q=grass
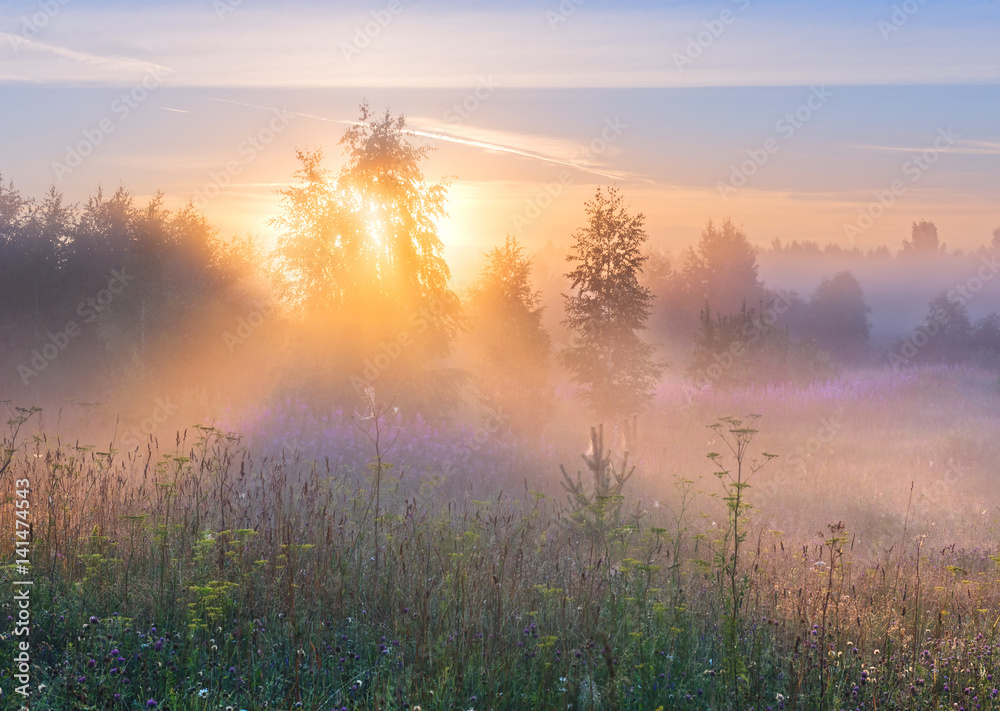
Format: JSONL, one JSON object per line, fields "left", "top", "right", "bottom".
{"left": 1, "top": 367, "right": 1000, "bottom": 710}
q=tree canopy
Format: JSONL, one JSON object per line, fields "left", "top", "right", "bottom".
{"left": 270, "top": 104, "right": 461, "bottom": 408}
{"left": 562, "top": 187, "right": 663, "bottom": 420}
{"left": 465, "top": 235, "right": 552, "bottom": 432}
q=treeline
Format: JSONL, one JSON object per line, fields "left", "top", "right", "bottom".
{"left": 644, "top": 217, "right": 1000, "bottom": 390}
{"left": 0, "top": 179, "right": 267, "bottom": 400}
{"left": 2, "top": 106, "right": 998, "bottom": 426}
{"left": 767, "top": 219, "right": 1000, "bottom": 259}
{"left": 0, "top": 108, "right": 662, "bottom": 428}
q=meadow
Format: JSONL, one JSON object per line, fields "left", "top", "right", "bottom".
{"left": 2, "top": 364, "right": 1000, "bottom": 710}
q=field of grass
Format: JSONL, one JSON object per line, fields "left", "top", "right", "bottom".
{"left": 2, "top": 365, "right": 1000, "bottom": 710}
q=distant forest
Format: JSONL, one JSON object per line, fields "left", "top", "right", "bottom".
{"left": 3, "top": 130, "right": 1000, "bottom": 423}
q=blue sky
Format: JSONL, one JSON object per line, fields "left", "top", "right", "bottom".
{"left": 1, "top": 0, "right": 997, "bottom": 279}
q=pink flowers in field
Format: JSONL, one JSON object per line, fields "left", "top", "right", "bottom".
{"left": 219, "top": 398, "right": 546, "bottom": 491}
{"left": 661, "top": 364, "right": 984, "bottom": 409}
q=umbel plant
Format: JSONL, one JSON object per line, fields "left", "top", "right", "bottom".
{"left": 706, "top": 414, "right": 775, "bottom": 711}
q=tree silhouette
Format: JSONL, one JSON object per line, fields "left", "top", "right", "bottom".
{"left": 661, "top": 218, "right": 764, "bottom": 340}
{"left": 917, "top": 292, "right": 973, "bottom": 363}
{"left": 0, "top": 177, "right": 254, "bottom": 398}
{"left": 0, "top": 182, "right": 70, "bottom": 328}
{"left": 271, "top": 103, "right": 461, "bottom": 409}
{"left": 562, "top": 187, "right": 663, "bottom": 420}
{"left": 273, "top": 104, "right": 455, "bottom": 316}
{"left": 465, "top": 235, "right": 552, "bottom": 433}
{"left": 806, "top": 270, "right": 871, "bottom": 360}
{"left": 902, "top": 220, "right": 943, "bottom": 255}
{"left": 681, "top": 218, "right": 763, "bottom": 316}
{"left": 972, "top": 313, "right": 1000, "bottom": 355}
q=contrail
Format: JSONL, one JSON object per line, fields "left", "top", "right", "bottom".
{"left": 207, "top": 97, "right": 650, "bottom": 183}
{"left": 0, "top": 33, "right": 171, "bottom": 75}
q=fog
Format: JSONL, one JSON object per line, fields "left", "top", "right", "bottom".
{"left": 3, "top": 104, "right": 1000, "bottom": 711}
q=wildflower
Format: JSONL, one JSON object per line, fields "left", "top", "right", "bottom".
{"left": 198, "top": 689, "right": 209, "bottom": 698}
{"left": 146, "top": 700, "right": 158, "bottom": 708}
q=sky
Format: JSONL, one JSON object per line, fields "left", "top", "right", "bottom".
{"left": 1, "top": 0, "right": 998, "bottom": 283}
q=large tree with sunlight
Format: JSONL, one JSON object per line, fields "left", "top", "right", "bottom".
{"left": 562, "top": 187, "right": 663, "bottom": 421}
{"left": 271, "top": 103, "right": 461, "bottom": 408}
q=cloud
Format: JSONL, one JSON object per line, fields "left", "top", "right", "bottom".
{"left": 405, "top": 118, "right": 649, "bottom": 182}
{"left": 0, "top": 32, "right": 171, "bottom": 79}
{"left": 849, "top": 140, "right": 1000, "bottom": 156}
{"left": 1, "top": 3, "right": 996, "bottom": 87}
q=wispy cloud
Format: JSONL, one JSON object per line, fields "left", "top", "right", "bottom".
{"left": 0, "top": 33, "right": 170, "bottom": 75}
{"left": 406, "top": 118, "right": 648, "bottom": 183}
{"left": 2, "top": 3, "right": 996, "bottom": 88}
{"left": 850, "top": 139, "right": 1000, "bottom": 155}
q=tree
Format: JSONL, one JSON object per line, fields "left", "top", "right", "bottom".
{"left": 681, "top": 218, "right": 764, "bottom": 316}
{"left": 661, "top": 218, "right": 764, "bottom": 340}
{"left": 562, "top": 187, "right": 663, "bottom": 420}
{"left": 911, "top": 292, "right": 973, "bottom": 363}
{"left": 95, "top": 194, "right": 222, "bottom": 375}
{"left": 992, "top": 226, "right": 1000, "bottom": 253}
{"left": 972, "top": 313, "right": 1000, "bottom": 355}
{"left": 901, "top": 220, "right": 943, "bottom": 255}
{"left": 806, "top": 270, "right": 871, "bottom": 360}
{"left": 0, "top": 181, "right": 71, "bottom": 324}
{"left": 271, "top": 104, "right": 461, "bottom": 408}
{"left": 0, "top": 177, "right": 256, "bottom": 399}
{"left": 465, "top": 235, "right": 552, "bottom": 433}
{"left": 688, "top": 300, "right": 832, "bottom": 390}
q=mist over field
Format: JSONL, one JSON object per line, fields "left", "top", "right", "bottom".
{"left": 2, "top": 1, "right": 1000, "bottom": 709}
